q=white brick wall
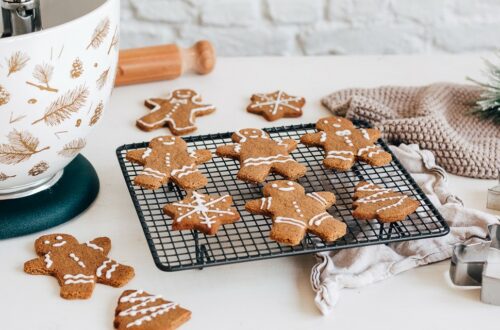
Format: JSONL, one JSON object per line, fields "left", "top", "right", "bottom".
{"left": 120, "top": 0, "right": 500, "bottom": 56}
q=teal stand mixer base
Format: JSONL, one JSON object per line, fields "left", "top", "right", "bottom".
{"left": 0, "top": 155, "right": 99, "bottom": 239}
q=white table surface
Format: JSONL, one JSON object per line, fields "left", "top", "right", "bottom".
{"left": 1, "top": 55, "right": 499, "bottom": 330}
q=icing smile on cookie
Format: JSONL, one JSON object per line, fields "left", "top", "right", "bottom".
{"left": 44, "top": 235, "right": 67, "bottom": 247}
{"left": 272, "top": 181, "right": 296, "bottom": 192}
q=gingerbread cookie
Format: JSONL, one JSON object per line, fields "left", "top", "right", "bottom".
{"left": 353, "top": 182, "right": 420, "bottom": 223}
{"left": 247, "top": 90, "right": 305, "bottom": 121}
{"left": 137, "top": 89, "right": 216, "bottom": 135}
{"left": 300, "top": 116, "right": 392, "bottom": 171}
{"left": 126, "top": 135, "right": 212, "bottom": 190}
{"left": 216, "top": 128, "right": 307, "bottom": 183}
{"left": 114, "top": 290, "right": 191, "bottom": 330}
{"left": 164, "top": 191, "right": 240, "bottom": 235}
{"left": 245, "top": 180, "right": 346, "bottom": 246}
{"left": 24, "top": 234, "right": 135, "bottom": 300}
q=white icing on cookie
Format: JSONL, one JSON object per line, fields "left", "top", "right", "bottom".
{"left": 63, "top": 274, "right": 94, "bottom": 285}
{"left": 119, "top": 290, "right": 178, "bottom": 328}
{"left": 172, "top": 192, "right": 235, "bottom": 228}
{"left": 308, "top": 212, "right": 332, "bottom": 227}
{"left": 275, "top": 217, "right": 306, "bottom": 229}
{"left": 84, "top": 241, "right": 104, "bottom": 252}
{"left": 44, "top": 253, "right": 53, "bottom": 269}
{"left": 69, "top": 253, "right": 86, "bottom": 268}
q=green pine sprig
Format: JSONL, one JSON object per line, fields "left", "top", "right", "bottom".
{"left": 468, "top": 55, "right": 500, "bottom": 125}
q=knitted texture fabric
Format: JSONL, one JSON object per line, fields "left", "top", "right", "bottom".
{"left": 322, "top": 83, "right": 499, "bottom": 179}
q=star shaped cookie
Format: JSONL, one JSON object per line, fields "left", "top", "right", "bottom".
{"left": 137, "top": 89, "right": 216, "bottom": 135}
{"left": 164, "top": 192, "right": 240, "bottom": 235}
{"left": 247, "top": 90, "right": 305, "bottom": 121}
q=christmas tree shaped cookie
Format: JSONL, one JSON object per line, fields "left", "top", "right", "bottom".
{"left": 353, "top": 182, "right": 420, "bottom": 223}
{"left": 245, "top": 180, "right": 346, "bottom": 246}
{"left": 301, "top": 116, "right": 392, "bottom": 171}
{"left": 114, "top": 290, "right": 191, "bottom": 330}
{"left": 216, "top": 128, "right": 307, "bottom": 183}
{"left": 24, "top": 234, "right": 135, "bottom": 300}
{"left": 164, "top": 191, "right": 240, "bottom": 235}
{"left": 137, "top": 89, "right": 215, "bottom": 135}
{"left": 126, "top": 135, "right": 212, "bottom": 190}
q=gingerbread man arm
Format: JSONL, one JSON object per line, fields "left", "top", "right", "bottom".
{"left": 24, "top": 257, "right": 51, "bottom": 275}
{"left": 85, "top": 237, "right": 111, "bottom": 256}
{"left": 216, "top": 144, "right": 241, "bottom": 159}
{"left": 245, "top": 197, "right": 273, "bottom": 215}
{"left": 95, "top": 258, "right": 135, "bottom": 287}
{"left": 306, "top": 191, "right": 336, "bottom": 209}
{"left": 300, "top": 132, "right": 326, "bottom": 146}
{"left": 359, "top": 128, "right": 381, "bottom": 144}
{"left": 190, "top": 149, "right": 212, "bottom": 164}
{"left": 276, "top": 138, "right": 298, "bottom": 152}
{"left": 126, "top": 148, "right": 147, "bottom": 165}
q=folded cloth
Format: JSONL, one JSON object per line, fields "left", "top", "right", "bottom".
{"left": 311, "top": 144, "right": 499, "bottom": 315}
{"left": 322, "top": 83, "right": 499, "bottom": 179}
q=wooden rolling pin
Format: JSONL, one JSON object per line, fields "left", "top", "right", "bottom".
{"left": 115, "top": 40, "right": 216, "bottom": 86}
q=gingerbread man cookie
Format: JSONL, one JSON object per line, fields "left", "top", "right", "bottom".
{"left": 114, "top": 290, "right": 191, "bottom": 330}
{"left": 216, "top": 128, "right": 307, "bottom": 183}
{"left": 126, "top": 135, "right": 212, "bottom": 190}
{"left": 24, "top": 234, "right": 135, "bottom": 300}
{"left": 300, "top": 116, "right": 392, "bottom": 171}
{"left": 137, "top": 89, "right": 216, "bottom": 135}
{"left": 247, "top": 90, "right": 305, "bottom": 121}
{"left": 353, "top": 182, "right": 420, "bottom": 223}
{"left": 245, "top": 180, "right": 347, "bottom": 246}
{"left": 164, "top": 191, "right": 240, "bottom": 235}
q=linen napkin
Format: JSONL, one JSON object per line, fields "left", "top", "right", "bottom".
{"left": 311, "top": 143, "right": 499, "bottom": 315}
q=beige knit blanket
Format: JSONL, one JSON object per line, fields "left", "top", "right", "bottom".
{"left": 322, "top": 83, "right": 499, "bottom": 179}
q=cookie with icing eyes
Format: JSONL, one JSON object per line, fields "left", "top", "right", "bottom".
{"left": 24, "top": 234, "right": 135, "bottom": 299}
{"left": 245, "top": 180, "right": 347, "bottom": 246}
{"left": 114, "top": 289, "right": 191, "bottom": 330}
{"left": 353, "top": 182, "right": 420, "bottom": 223}
{"left": 126, "top": 135, "right": 212, "bottom": 190}
{"left": 137, "top": 89, "right": 216, "bottom": 135}
{"left": 247, "top": 90, "right": 306, "bottom": 121}
{"left": 300, "top": 116, "right": 392, "bottom": 171}
{"left": 216, "top": 128, "right": 307, "bottom": 183}
{"left": 164, "top": 191, "right": 240, "bottom": 235}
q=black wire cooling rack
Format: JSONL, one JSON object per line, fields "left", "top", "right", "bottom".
{"left": 116, "top": 123, "right": 449, "bottom": 272}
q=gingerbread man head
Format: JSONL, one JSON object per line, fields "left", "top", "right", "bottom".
{"left": 316, "top": 116, "right": 354, "bottom": 134}
{"left": 34, "top": 234, "right": 79, "bottom": 255}
{"left": 263, "top": 180, "right": 305, "bottom": 198}
{"left": 232, "top": 128, "right": 269, "bottom": 143}
{"left": 149, "top": 135, "right": 185, "bottom": 148}
{"left": 170, "top": 89, "right": 198, "bottom": 101}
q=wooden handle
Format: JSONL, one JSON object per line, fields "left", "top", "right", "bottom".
{"left": 115, "top": 40, "right": 216, "bottom": 86}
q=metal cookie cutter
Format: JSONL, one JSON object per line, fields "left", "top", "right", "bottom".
{"left": 450, "top": 224, "right": 500, "bottom": 305}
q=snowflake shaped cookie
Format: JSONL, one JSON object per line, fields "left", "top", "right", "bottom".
{"left": 245, "top": 180, "right": 347, "bottom": 246}
{"left": 353, "top": 182, "right": 420, "bottom": 223}
{"left": 137, "top": 89, "right": 216, "bottom": 135}
{"left": 164, "top": 191, "right": 240, "bottom": 235}
{"left": 247, "top": 90, "right": 305, "bottom": 121}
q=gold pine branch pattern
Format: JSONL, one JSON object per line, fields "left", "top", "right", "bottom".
{"left": 89, "top": 101, "right": 104, "bottom": 126}
{"left": 0, "top": 130, "right": 50, "bottom": 165}
{"left": 58, "top": 138, "right": 86, "bottom": 157}
{"left": 0, "top": 172, "right": 16, "bottom": 181}
{"left": 96, "top": 67, "right": 110, "bottom": 90}
{"left": 32, "top": 85, "right": 89, "bottom": 126}
{"left": 71, "top": 58, "right": 84, "bottom": 78}
{"left": 6, "top": 51, "right": 30, "bottom": 77}
{"left": 0, "top": 85, "right": 10, "bottom": 106}
{"left": 108, "top": 26, "right": 119, "bottom": 54}
{"left": 87, "top": 18, "right": 110, "bottom": 50}
{"left": 26, "top": 63, "right": 59, "bottom": 93}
